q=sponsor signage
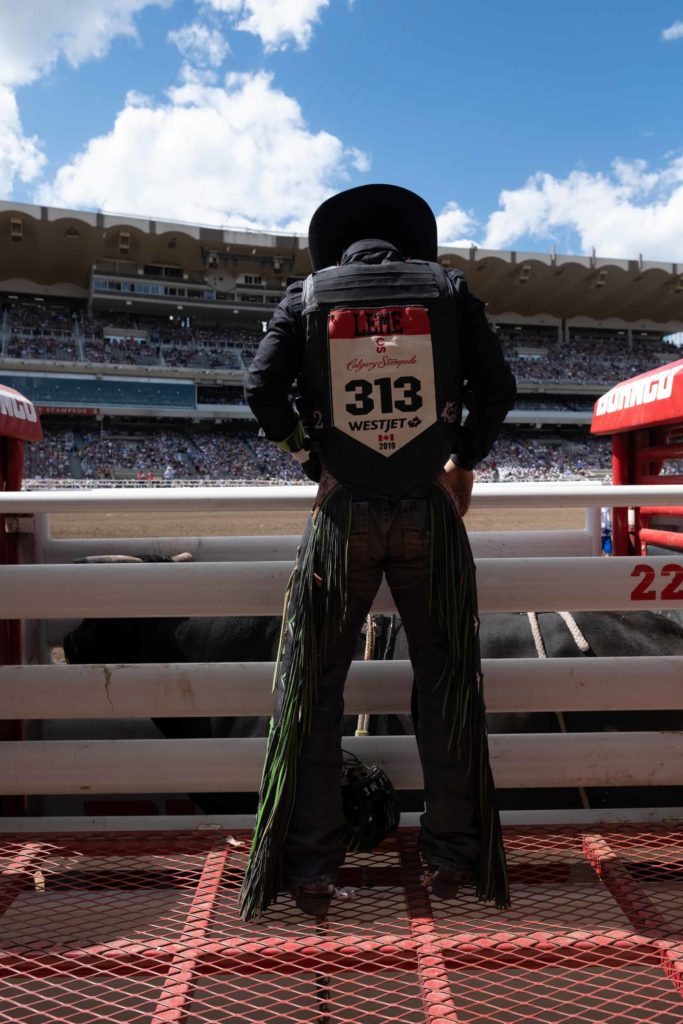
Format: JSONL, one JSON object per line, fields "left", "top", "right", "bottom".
{"left": 591, "top": 359, "right": 683, "bottom": 435}
{"left": 328, "top": 305, "right": 436, "bottom": 456}
{"left": 35, "top": 406, "right": 99, "bottom": 416}
{"left": 0, "top": 385, "right": 43, "bottom": 441}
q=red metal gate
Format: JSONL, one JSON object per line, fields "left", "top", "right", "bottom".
{"left": 0, "top": 385, "right": 42, "bottom": 816}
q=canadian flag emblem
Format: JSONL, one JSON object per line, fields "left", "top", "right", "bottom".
{"left": 378, "top": 433, "right": 394, "bottom": 442}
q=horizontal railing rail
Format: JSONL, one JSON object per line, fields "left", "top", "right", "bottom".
{"left": 39, "top": 529, "right": 597, "bottom": 562}
{"left": 2, "top": 555, "right": 683, "bottom": 617}
{"left": 2, "top": 657, "right": 681, "bottom": 717}
{"left": 2, "top": 481, "right": 683, "bottom": 513}
{"left": 1, "top": 733, "right": 681, "bottom": 795}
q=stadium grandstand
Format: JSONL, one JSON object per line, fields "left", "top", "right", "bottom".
{"left": 1, "top": 199, "right": 682, "bottom": 487}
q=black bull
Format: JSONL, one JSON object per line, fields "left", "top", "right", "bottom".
{"left": 63, "top": 602, "right": 683, "bottom": 815}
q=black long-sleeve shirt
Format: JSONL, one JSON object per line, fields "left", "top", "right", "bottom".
{"left": 244, "top": 243, "right": 516, "bottom": 471}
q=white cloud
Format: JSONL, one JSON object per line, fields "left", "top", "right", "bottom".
{"left": 176, "top": 62, "right": 221, "bottom": 86}
{"left": 204, "top": 0, "right": 330, "bottom": 51}
{"left": 0, "top": 86, "right": 45, "bottom": 195}
{"left": 481, "top": 157, "right": 683, "bottom": 260}
{"left": 0, "top": 1, "right": 170, "bottom": 199}
{"left": 0, "top": 0, "right": 170, "bottom": 88}
{"left": 662, "top": 20, "right": 683, "bottom": 41}
{"left": 125, "top": 90, "right": 154, "bottom": 108}
{"left": 34, "top": 71, "right": 368, "bottom": 232}
{"left": 168, "top": 22, "right": 230, "bottom": 67}
{"left": 348, "top": 148, "right": 370, "bottom": 173}
{"left": 436, "top": 201, "right": 477, "bottom": 248}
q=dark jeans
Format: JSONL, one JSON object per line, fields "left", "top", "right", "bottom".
{"left": 283, "top": 481, "right": 481, "bottom": 885}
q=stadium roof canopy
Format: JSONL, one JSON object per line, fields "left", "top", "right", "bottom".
{"left": 440, "top": 247, "right": 683, "bottom": 327}
{"left": 2, "top": 200, "right": 683, "bottom": 328}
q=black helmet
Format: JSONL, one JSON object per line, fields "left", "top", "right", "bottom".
{"left": 341, "top": 751, "right": 401, "bottom": 852}
{"left": 308, "top": 183, "right": 438, "bottom": 271}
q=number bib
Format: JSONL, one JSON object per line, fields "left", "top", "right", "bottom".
{"left": 328, "top": 306, "right": 437, "bottom": 456}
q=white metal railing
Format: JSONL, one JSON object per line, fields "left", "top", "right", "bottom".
{"left": 3, "top": 555, "right": 683, "bottom": 619}
{"left": 2, "top": 733, "right": 682, "bottom": 796}
{"left": 2, "top": 480, "right": 683, "bottom": 512}
{"left": 0, "top": 481, "right": 682, "bottom": 829}
{"left": 2, "top": 657, "right": 680, "bottom": 718}
{"left": 39, "top": 530, "right": 593, "bottom": 563}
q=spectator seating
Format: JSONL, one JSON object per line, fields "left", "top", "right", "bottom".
{"left": 6, "top": 303, "right": 78, "bottom": 361}
{"left": 20, "top": 422, "right": 613, "bottom": 485}
{"left": 4, "top": 306, "right": 678, "bottom": 390}
{"left": 23, "top": 426, "right": 76, "bottom": 480}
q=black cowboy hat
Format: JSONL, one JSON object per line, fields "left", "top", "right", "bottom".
{"left": 308, "top": 183, "right": 438, "bottom": 270}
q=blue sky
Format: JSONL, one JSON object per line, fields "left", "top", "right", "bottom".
{"left": 2, "top": 1, "right": 683, "bottom": 260}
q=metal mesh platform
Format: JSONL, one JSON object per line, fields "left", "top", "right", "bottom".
{"left": 1, "top": 825, "right": 682, "bottom": 1023}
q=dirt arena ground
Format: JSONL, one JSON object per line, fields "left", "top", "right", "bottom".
{"left": 50, "top": 505, "right": 584, "bottom": 540}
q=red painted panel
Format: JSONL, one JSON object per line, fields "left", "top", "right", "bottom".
{"left": 329, "top": 306, "right": 430, "bottom": 339}
{"left": 0, "top": 384, "right": 42, "bottom": 442}
{"left": 591, "top": 359, "right": 683, "bottom": 435}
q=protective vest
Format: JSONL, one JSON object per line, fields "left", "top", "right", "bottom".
{"left": 298, "top": 259, "right": 462, "bottom": 497}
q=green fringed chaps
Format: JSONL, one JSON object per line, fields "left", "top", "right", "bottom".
{"left": 238, "top": 486, "right": 352, "bottom": 922}
{"left": 238, "top": 479, "right": 509, "bottom": 920}
{"left": 427, "top": 481, "right": 510, "bottom": 909}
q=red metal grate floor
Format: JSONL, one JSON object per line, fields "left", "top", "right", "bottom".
{"left": 0, "top": 825, "right": 682, "bottom": 1023}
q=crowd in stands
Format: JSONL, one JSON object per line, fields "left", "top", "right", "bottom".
{"left": 184, "top": 326, "right": 259, "bottom": 348}
{"left": 3, "top": 305, "right": 262, "bottom": 372}
{"left": 247, "top": 433, "right": 304, "bottom": 481}
{"left": 6, "top": 303, "right": 77, "bottom": 360}
{"left": 83, "top": 338, "right": 160, "bottom": 366}
{"left": 190, "top": 430, "right": 302, "bottom": 481}
{"left": 38, "top": 424, "right": 304, "bottom": 482}
{"left": 23, "top": 426, "right": 76, "bottom": 479}
{"left": 5, "top": 304, "right": 75, "bottom": 336}
{"left": 79, "top": 317, "right": 261, "bottom": 370}
{"left": 5, "top": 306, "right": 680, "bottom": 391}
{"left": 79, "top": 336, "right": 247, "bottom": 370}
{"left": 8, "top": 336, "right": 77, "bottom": 361}
{"left": 190, "top": 431, "right": 257, "bottom": 479}
{"left": 20, "top": 422, "right": 616, "bottom": 485}
{"left": 502, "top": 331, "right": 679, "bottom": 385}
{"left": 476, "top": 429, "right": 610, "bottom": 482}
{"left": 160, "top": 344, "right": 243, "bottom": 370}
{"left": 18, "top": 420, "right": 673, "bottom": 484}
{"left": 79, "top": 430, "right": 189, "bottom": 480}
{"left": 495, "top": 326, "right": 558, "bottom": 347}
